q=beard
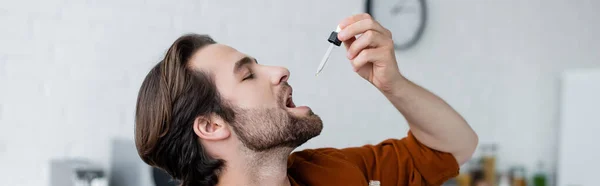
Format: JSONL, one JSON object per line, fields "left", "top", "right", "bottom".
{"left": 229, "top": 85, "right": 323, "bottom": 152}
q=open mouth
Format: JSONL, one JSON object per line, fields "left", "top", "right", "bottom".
{"left": 285, "top": 89, "right": 296, "bottom": 108}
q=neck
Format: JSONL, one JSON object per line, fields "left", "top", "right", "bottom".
{"left": 218, "top": 147, "right": 293, "bottom": 186}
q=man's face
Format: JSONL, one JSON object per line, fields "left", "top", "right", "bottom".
{"left": 190, "top": 44, "right": 323, "bottom": 151}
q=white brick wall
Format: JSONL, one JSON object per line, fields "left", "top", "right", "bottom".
{"left": 0, "top": 0, "right": 599, "bottom": 186}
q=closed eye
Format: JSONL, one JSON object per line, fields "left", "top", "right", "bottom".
{"left": 243, "top": 73, "right": 254, "bottom": 81}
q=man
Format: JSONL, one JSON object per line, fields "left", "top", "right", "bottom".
{"left": 135, "top": 14, "right": 478, "bottom": 186}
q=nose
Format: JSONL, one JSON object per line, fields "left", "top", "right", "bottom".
{"left": 267, "top": 66, "right": 290, "bottom": 85}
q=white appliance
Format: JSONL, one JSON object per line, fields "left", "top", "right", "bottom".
{"left": 557, "top": 69, "right": 600, "bottom": 186}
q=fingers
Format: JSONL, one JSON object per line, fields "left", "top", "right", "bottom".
{"left": 342, "top": 36, "right": 356, "bottom": 50}
{"left": 350, "top": 49, "right": 383, "bottom": 72}
{"left": 337, "top": 16, "right": 389, "bottom": 42}
{"left": 338, "top": 13, "right": 395, "bottom": 74}
{"left": 346, "top": 30, "right": 390, "bottom": 60}
{"left": 339, "top": 13, "right": 372, "bottom": 29}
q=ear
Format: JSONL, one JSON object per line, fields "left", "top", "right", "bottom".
{"left": 193, "top": 114, "right": 231, "bottom": 141}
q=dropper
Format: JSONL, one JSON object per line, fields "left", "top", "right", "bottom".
{"left": 315, "top": 26, "right": 342, "bottom": 76}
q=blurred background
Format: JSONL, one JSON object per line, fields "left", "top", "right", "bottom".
{"left": 0, "top": 0, "right": 599, "bottom": 186}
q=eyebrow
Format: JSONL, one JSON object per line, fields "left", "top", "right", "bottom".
{"left": 233, "top": 57, "right": 258, "bottom": 74}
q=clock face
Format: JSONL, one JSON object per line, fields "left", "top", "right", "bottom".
{"left": 367, "top": 0, "right": 427, "bottom": 50}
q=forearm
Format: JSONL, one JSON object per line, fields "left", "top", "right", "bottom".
{"left": 383, "top": 76, "right": 478, "bottom": 165}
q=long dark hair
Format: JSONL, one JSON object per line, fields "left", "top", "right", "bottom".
{"left": 135, "top": 34, "right": 235, "bottom": 186}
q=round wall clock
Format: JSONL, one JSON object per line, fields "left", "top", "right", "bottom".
{"left": 366, "top": 0, "right": 428, "bottom": 50}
